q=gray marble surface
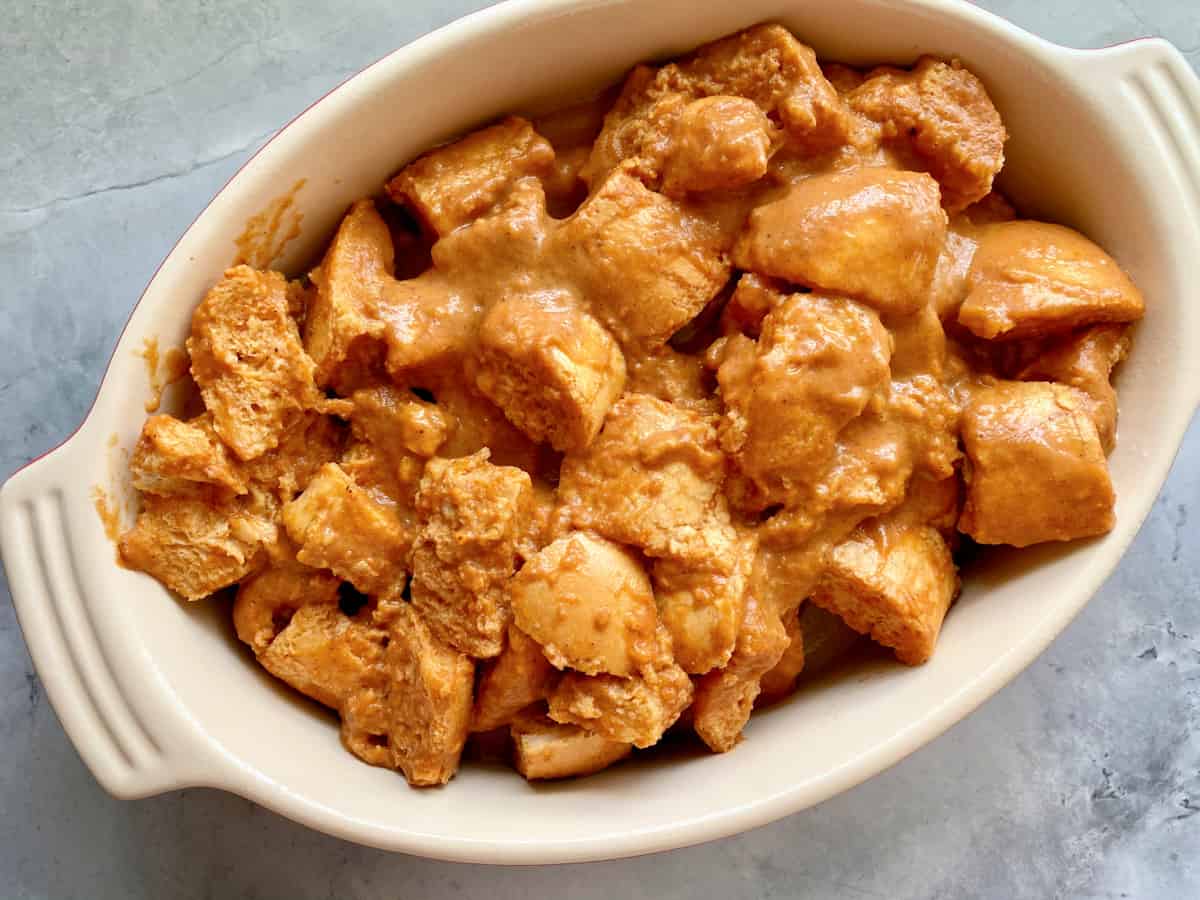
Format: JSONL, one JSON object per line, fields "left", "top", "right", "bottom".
{"left": 1, "top": 1, "right": 1196, "bottom": 897}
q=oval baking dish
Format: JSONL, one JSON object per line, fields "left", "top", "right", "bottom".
{"left": 3, "top": 0, "right": 1199, "bottom": 865}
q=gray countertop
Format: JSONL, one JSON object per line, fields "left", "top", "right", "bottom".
{"left": 1, "top": 1, "right": 1196, "bottom": 897}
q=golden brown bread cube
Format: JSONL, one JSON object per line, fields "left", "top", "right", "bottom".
{"left": 431, "top": 379, "right": 543, "bottom": 475}
{"left": 734, "top": 168, "right": 947, "bottom": 317}
{"left": 282, "top": 463, "right": 411, "bottom": 599}
{"left": 130, "top": 413, "right": 247, "bottom": 496}
{"left": 958, "top": 381, "right": 1116, "bottom": 547}
{"left": 385, "top": 116, "right": 555, "bottom": 236}
{"left": 119, "top": 492, "right": 271, "bottom": 601}
{"left": 757, "top": 604, "right": 806, "bottom": 703}
{"left": 553, "top": 170, "right": 730, "bottom": 348}
{"left": 188, "top": 265, "right": 339, "bottom": 461}
{"left": 1016, "top": 324, "right": 1131, "bottom": 452}
{"left": 651, "top": 533, "right": 756, "bottom": 675}
{"left": 691, "top": 596, "right": 791, "bottom": 753}
{"left": 410, "top": 451, "right": 531, "bottom": 658}
{"left": 233, "top": 561, "right": 341, "bottom": 654}
{"left": 379, "top": 601, "right": 475, "bottom": 786}
{"left": 510, "top": 711, "right": 632, "bottom": 781}
{"left": 957, "top": 222, "right": 1145, "bottom": 341}
{"left": 661, "top": 96, "right": 774, "bottom": 197}
{"left": 558, "top": 394, "right": 736, "bottom": 564}
{"left": 624, "top": 346, "right": 720, "bottom": 415}
{"left": 847, "top": 56, "right": 1007, "bottom": 213}
{"left": 305, "top": 200, "right": 392, "bottom": 387}
{"left": 511, "top": 532, "right": 659, "bottom": 677}
{"left": 811, "top": 522, "right": 958, "bottom": 665}
{"left": 471, "top": 625, "right": 558, "bottom": 732}
{"left": 474, "top": 293, "right": 627, "bottom": 452}
{"left": 548, "top": 632, "right": 694, "bottom": 749}
{"left": 716, "top": 293, "right": 891, "bottom": 509}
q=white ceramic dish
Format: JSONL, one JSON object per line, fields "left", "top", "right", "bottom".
{"left": 3, "top": 0, "right": 1199, "bottom": 865}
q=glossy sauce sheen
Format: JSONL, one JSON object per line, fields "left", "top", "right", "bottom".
{"left": 114, "top": 24, "right": 1144, "bottom": 786}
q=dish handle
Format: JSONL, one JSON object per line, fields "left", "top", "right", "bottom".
{"left": 1, "top": 439, "right": 235, "bottom": 799}
{"left": 1082, "top": 38, "right": 1200, "bottom": 410}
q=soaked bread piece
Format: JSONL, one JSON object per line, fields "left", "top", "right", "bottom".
{"left": 959, "top": 381, "right": 1115, "bottom": 546}
{"left": 410, "top": 451, "right": 531, "bottom": 658}
{"left": 130, "top": 413, "right": 247, "bottom": 496}
{"left": 510, "top": 710, "right": 632, "bottom": 781}
{"left": 188, "top": 266, "right": 345, "bottom": 461}
{"left": 734, "top": 168, "right": 948, "bottom": 317}
{"left": 847, "top": 56, "right": 1006, "bottom": 213}
{"left": 471, "top": 625, "right": 558, "bottom": 732}
{"left": 661, "top": 96, "right": 774, "bottom": 197}
{"left": 958, "top": 221, "right": 1145, "bottom": 341}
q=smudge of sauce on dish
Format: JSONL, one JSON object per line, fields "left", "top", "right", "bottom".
{"left": 138, "top": 337, "right": 189, "bottom": 413}
{"left": 232, "top": 178, "right": 308, "bottom": 269}
{"left": 91, "top": 485, "right": 125, "bottom": 565}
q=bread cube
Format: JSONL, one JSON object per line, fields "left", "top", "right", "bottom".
{"left": 661, "top": 96, "right": 773, "bottom": 197}
{"left": 410, "top": 451, "right": 531, "bottom": 658}
{"left": 847, "top": 56, "right": 1006, "bottom": 213}
{"left": 691, "top": 596, "right": 790, "bottom": 752}
{"left": 233, "top": 561, "right": 341, "bottom": 654}
{"left": 716, "top": 294, "right": 891, "bottom": 509}
{"left": 471, "top": 625, "right": 558, "bottom": 732}
{"left": 305, "top": 200, "right": 392, "bottom": 386}
{"left": 957, "top": 222, "right": 1145, "bottom": 341}
{"left": 548, "top": 634, "right": 693, "bottom": 748}
{"left": 188, "top": 265, "right": 337, "bottom": 461}
{"left": 130, "top": 413, "right": 246, "bottom": 496}
{"left": 811, "top": 522, "right": 957, "bottom": 665}
{"left": 651, "top": 533, "right": 755, "bottom": 674}
{"left": 510, "top": 711, "right": 632, "bottom": 781}
{"left": 511, "top": 531, "right": 659, "bottom": 676}
{"left": 385, "top": 116, "right": 555, "bottom": 236}
{"left": 554, "top": 170, "right": 730, "bottom": 348}
{"left": 1016, "top": 323, "right": 1131, "bottom": 452}
{"left": 119, "top": 492, "right": 269, "bottom": 601}
{"left": 734, "top": 168, "right": 947, "bottom": 317}
{"left": 378, "top": 601, "right": 475, "bottom": 786}
{"left": 282, "top": 463, "right": 411, "bottom": 599}
{"left": 720, "top": 274, "right": 789, "bottom": 339}
{"left": 558, "top": 394, "right": 736, "bottom": 564}
{"left": 958, "top": 381, "right": 1116, "bottom": 546}
{"left": 474, "top": 294, "right": 626, "bottom": 452}
{"left": 432, "top": 380, "right": 543, "bottom": 475}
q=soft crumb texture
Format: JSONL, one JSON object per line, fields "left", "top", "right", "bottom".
{"left": 380, "top": 602, "right": 475, "bottom": 786}
{"left": 511, "top": 531, "right": 660, "bottom": 677}
{"left": 716, "top": 292, "right": 892, "bottom": 509}
{"left": 552, "top": 170, "right": 730, "bottom": 348}
{"left": 811, "top": 522, "right": 958, "bottom": 665}
{"left": 691, "top": 596, "right": 791, "bottom": 752}
{"left": 305, "top": 199, "right": 391, "bottom": 386}
{"left": 386, "top": 116, "right": 555, "bottom": 236}
{"left": 548, "top": 635, "right": 694, "bottom": 748}
{"left": 734, "top": 168, "right": 947, "bottom": 317}
{"left": 558, "top": 394, "right": 736, "bottom": 564}
{"left": 958, "top": 221, "right": 1145, "bottom": 341}
{"left": 474, "top": 293, "right": 626, "bottom": 452}
{"left": 847, "top": 56, "right": 1007, "bottom": 212}
{"left": 510, "top": 711, "right": 632, "bottom": 780}
{"left": 661, "top": 96, "right": 774, "bottom": 197}
{"left": 959, "top": 381, "right": 1116, "bottom": 546}
{"left": 471, "top": 625, "right": 558, "bottom": 732}
{"left": 242, "top": 412, "right": 345, "bottom": 502}
{"left": 187, "top": 265, "right": 336, "bottom": 461}
{"left": 282, "top": 463, "right": 411, "bottom": 599}
{"left": 410, "top": 451, "right": 531, "bottom": 658}
{"left": 233, "top": 561, "right": 341, "bottom": 654}
{"left": 119, "top": 492, "right": 270, "bottom": 600}
{"left": 350, "top": 384, "right": 452, "bottom": 459}
{"left": 130, "top": 413, "right": 247, "bottom": 496}
{"left": 652, "top": 532, "right": 756, "bottom": 674}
